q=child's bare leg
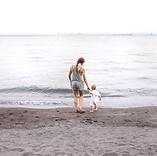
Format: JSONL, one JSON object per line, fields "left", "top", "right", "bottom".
{"left": 94, "top": 104, "right": 97, "bottom": 110}
{"left": 90, "top": 106, "right": 93, "bottom": 112}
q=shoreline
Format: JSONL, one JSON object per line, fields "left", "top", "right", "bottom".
{"left": 0, "top": 106, "right": 157, "bottom": 155}
{"left": 0, "top": 95, "right": 156, "bottom": 109}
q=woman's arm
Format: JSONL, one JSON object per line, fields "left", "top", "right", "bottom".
{"left": 68, "top": 66, "right": 73, "bottom": 81}
{"left": 81, "top": 68, "right": 90, "bottom": 90}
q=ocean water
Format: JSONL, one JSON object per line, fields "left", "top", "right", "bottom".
{"left": 0, "top": 35, "right": 157, "bottom": 108}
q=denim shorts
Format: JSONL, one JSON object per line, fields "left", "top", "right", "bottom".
{"left": 71, "top": 81, "right": 84, "bottom": 91}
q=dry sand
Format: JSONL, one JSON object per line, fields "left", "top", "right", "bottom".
{"left": 0, "top": 106, "right": 157, "bottom": 156}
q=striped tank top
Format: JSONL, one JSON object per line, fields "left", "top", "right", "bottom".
{"left": 71, "top": 65, "right": 84, "bottom": 84}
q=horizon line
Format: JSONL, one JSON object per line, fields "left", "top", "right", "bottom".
{"left": 0, "top": 33, "right": 157, "bottom": 36}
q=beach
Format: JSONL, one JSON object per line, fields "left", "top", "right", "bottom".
{"left": 0, "top": 106, "right": 157, "bottom": 156}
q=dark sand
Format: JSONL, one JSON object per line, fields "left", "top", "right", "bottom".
{"left": 0, "top": 106, "right": 157, "bottom": 156}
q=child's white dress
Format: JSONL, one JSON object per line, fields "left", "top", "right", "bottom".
{"left": 90, "top": 90, "right": 101, "bottom": 106}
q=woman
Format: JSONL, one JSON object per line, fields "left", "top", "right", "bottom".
{"left": 68, "top": 57, "right": 90, "bottom": 113}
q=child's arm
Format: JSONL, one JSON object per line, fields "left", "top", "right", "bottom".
{"left": 98, "top": 92, "right": 101, "bottom": 100}
{"left": 88, "top": 89, "right": 92, "bottom": 94}
{"left": 99, "top": 95, "right": 101, "bottom": 101}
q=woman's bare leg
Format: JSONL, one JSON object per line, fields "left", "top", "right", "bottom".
{"left": 73, "top": 90, "right": 78, "bottom": 112}
{"left": 79, "top": 90, "right": 84, "bottom": 110}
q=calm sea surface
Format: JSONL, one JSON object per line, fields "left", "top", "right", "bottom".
{"left": 0, "top": 35, "right": 157, "bottom": 108}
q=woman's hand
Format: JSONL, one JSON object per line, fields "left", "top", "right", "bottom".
{"left": 69, "top": 80, "right": 72, "bottom": 88}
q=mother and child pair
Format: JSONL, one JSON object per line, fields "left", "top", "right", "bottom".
{"left": 68, "top": 57, "right": 101, "bottom": 113}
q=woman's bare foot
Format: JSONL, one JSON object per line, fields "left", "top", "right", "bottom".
{"left": 79, "top": 108, "right": 85, "bottom": 113}
{"left": 75, "top": 109, "right": 79, "bottom": 113}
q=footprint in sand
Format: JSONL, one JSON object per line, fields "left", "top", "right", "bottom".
{"left": 103, "top": 152, "right": 119, "bottom": 156}
{"left": 11, "top": 148, "right": 24, "bottom": 152}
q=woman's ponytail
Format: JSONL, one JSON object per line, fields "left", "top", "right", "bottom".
{"left": 75, "top": 57, "right": 85, "bottom": 74}
{"left": 75, "top": 61, "right": 79, "bottom": 74}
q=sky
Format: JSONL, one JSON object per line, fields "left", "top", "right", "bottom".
{"left": 0, "top": 0, "right": 157, "bottom": 34}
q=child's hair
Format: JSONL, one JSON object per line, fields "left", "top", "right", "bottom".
{"left": 91, "top": 84, "right": 96, "bottom": 90}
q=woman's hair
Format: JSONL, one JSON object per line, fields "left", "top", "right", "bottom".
{"left": 75, "top": 57, "right": 85, "bottom": 73}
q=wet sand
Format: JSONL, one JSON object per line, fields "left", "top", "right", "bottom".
{"left": 0, "top": 106, "right": 157, "bottom": 156}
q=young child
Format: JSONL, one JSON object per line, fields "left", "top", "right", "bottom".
{"left": 88, "top": 84, "right": 101, "bottom": 112}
